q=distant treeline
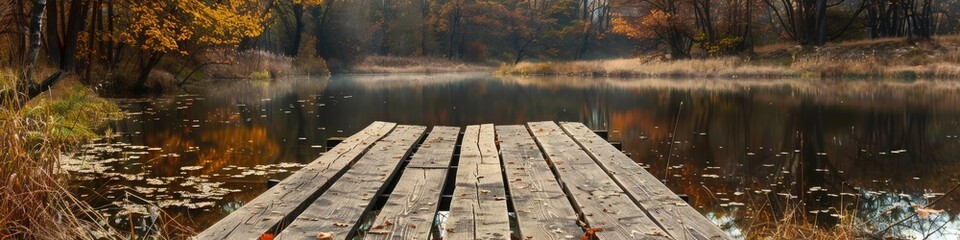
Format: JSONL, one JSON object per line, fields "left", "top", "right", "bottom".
{"left": 1, "top": 0, "right": 959, "bottom": 100}
{"left": 252, "top": 0, "right": 960, "bottom": 64}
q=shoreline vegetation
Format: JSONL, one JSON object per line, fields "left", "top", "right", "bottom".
{"left": 0, "top": 73, "right": 193, "bottom": 239}
{"left": 497, "top": 37, "right": 960, "bottom": 80}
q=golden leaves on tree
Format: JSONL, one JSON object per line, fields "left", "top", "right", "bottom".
{"left": 114, "top": 0, "right": 268, "bottom": 55}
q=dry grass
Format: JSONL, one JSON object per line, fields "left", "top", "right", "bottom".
{"left": 497, "top": 58, "right": 800, "bottom": 78}
{"left": 742, "top": 202, "right": 863, "bottom": 239}
{"left": 350, "top": 55, "right": 494, "bottom": 74}
{"left": 500, "top": 36, "right": 960, "bottom": 80}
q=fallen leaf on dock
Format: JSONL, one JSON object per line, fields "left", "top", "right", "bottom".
{"left": 317, "top": 232, "right": 333, "bottom": 240}
{"left": 581, "top": 228, "right": 604, "bottom": 240}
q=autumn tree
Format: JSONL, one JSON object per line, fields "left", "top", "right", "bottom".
{"left": 107, "top": 0, "right": 266, "bottom": 91}
{"left": 570, "top": 0, "right": 611, "bottom": 59}
{"left": 612, "top": 0, "right": 763, "bottom": 58}
{"left": 504, "top": 0, "right": 560, "bottom": 64}
{"left": 612, "top": 0, "right": 694, "bottom": 58}
{"left": 689, "top": 0, "right": 758, "bottom": 54}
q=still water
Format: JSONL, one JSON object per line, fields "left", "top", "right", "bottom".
{"left": 70, "top": 73, "right": 960, "bottom": 239}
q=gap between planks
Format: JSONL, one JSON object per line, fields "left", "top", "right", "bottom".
{"left": 277, "top": 125, "right": 427, "bottom": 240}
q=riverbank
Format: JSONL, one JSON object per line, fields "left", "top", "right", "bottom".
{"left": 498, "top": 36, "right": 960, "bottom": 80}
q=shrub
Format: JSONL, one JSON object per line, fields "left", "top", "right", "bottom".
{"left": 293, "top": 37, "right": 331, "bottom": 76}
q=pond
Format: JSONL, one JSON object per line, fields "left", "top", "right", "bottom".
{"left": 68, "top": 73, "right": 960, "bottom": 239}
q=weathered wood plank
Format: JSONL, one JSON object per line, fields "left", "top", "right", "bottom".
{"left": 527, "top": 121, "right": 668, "bottom": 239}
{"left": 495, "top": 125, "right": 583, "bottom": 239}
{"left": 559, "top": 122, "right": 731, "bottom": 240}
{"left": 446, "top": 124, "right": 511, "bottom": 239}
{"left": 277, "top": 125, "right": 427, "bottom": 240}
{"left": 196, "top": 121, "right": 397, "bottom": 240}
{"left": 364, "top": 126, "right": 460, "bottom": 240}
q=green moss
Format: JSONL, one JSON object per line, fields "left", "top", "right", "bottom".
{"left": 23, "top": 86, "right": 122, "bottom": 143}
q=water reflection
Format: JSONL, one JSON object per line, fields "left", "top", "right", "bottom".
{"left": 70, "top": 74, "right": 960, "bottom": 238}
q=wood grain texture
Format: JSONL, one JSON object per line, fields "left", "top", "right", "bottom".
{"left": 559, "top": 122, "right": 731, "bottom": 240}
{"left": 196, "top": 122, "right": 397, "bottom": 240}
{"left": 364, "top": 126, "right": 460, "bottom": 240}
{"left": 527, "top": 121, "right": 668, "bottom": 239}
{"left": 277, "top": 125, "right": 427, "bottom": 240}
{"left": 446, "top": 124, "right": 512, "bottom": 239}
{"left": 495, "top": 125, "right": 583, "bottom": 239}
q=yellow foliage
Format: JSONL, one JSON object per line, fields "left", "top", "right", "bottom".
{"left": 113, "top": 0, "right": 267, "bottom": 55}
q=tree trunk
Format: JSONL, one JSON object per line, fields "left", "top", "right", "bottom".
{"left": 419, "top": 0, "right": 430, "bottom": 55}
{"left": 815, "top": 0, "right": 827, "bottom": 45}
{"left": 24, "top": 0, "right": 47, "bottom": 83}
{"left": 134, "top": 53, "right": 163, "bottom": 92}
{"left": 59, "top": 0, "right": 89, "bottom": 72}
{"left": 288, "top": 3, "right": 305, "bottom": 56}
{"left": 44, "top": 0, "right": 61, "bottom": 65}
{"left": 7, "top": 0, "right": 64, "bottom": 109}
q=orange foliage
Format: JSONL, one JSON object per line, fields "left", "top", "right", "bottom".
{"left": 612, "top": 10, "right": 689, "bottom": 41}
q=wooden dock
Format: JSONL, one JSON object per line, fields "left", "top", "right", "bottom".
{"left": 196, "top": 121, "right": 731, "bottom": 240}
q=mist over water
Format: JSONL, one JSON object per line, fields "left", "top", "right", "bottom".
{"left": 71, "top": 74, "right": 960, "bottom": 238}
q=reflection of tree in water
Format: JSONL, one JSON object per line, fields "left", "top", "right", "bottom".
{"left": 607, "top": 86, "right": 960, "bottom": 237}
